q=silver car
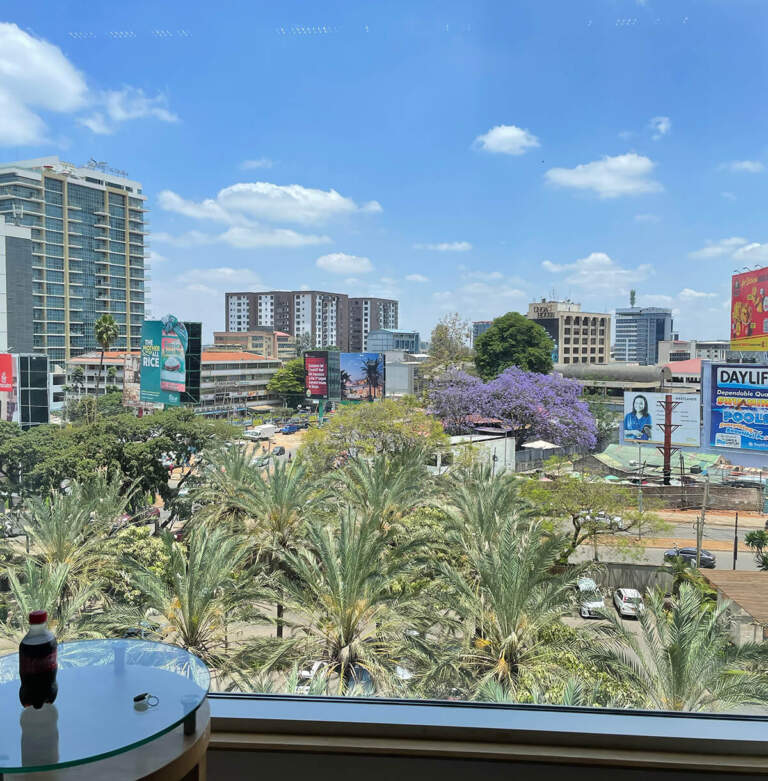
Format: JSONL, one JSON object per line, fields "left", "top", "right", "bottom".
{"left": 576, "top": 577, "right": 605, "bottom": 618}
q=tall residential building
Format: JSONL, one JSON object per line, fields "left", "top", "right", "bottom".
{"left": 0, "top": 216, "right": 34, "bottom": 353}
{"left": 0, "top": 157, "right": 147, "bottom": 363}
{"left": 365, "top": 328, "right": 420, "bottom": 353}
{"left": 225, "top": 290, "right": 399, "bottom": 351}
{"left": 526, "top": 299, "right": 610, "bottom": 365}
{"left": 349, "top": 297, "right": 398, "bottom": 352}
{"left": 614, "top": 306, "right": 673, "bottom": 365}
{"left": 472, "top": 320, "right": 493, "bottom": 345}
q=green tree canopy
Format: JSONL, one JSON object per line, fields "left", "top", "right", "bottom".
{"left": 423, "top": 312, "right": 472, "bottom": 377}
{"left": 266, "top": 358, "right": 305, "bottom": 408}
{"left": 474, "top": 312, "right": 554, "bottom": 380}
{"left": 298, "top": 397, "right": 447, "bottom": 475}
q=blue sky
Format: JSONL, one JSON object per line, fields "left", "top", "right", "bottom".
{"left": 2, "top": 0, "right": 768, "bottom": 342}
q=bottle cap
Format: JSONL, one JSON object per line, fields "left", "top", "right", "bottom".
{"left": 29, "top": 610, "right": 47, "bottom": 624}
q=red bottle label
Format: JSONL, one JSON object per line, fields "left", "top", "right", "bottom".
{"left": 20, "top": 650, "right": 57, "bottom": 675}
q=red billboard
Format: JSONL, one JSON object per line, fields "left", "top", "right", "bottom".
{"left": 304, "top": 353, "right": 328, "bottom": 399}
{"left": 0, "top": 353, "right": 14, "bottom": 393}
{"left": 731, "top": 267, "right": 768, "bottom": 351}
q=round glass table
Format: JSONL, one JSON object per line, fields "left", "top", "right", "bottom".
{"left": 0, "top": 639, "right": 210, "bottom": 776}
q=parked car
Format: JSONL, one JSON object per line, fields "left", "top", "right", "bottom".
{"left": 663, "top": 547, "right": 716, "bottom": 569}
{"left": 252, "top": 456, "right": 271, "bottom": 469}
{"left": 576, "top": 577, "right": 605, "bottom": 619}
{"left": 281, "top": 424, "right": 299, "bottom": 434}
{"left": 613, "top": 588, "right": 645, "bottom": 618}
{"left": 272, "top": 446, "right": 286, "bottom": 456}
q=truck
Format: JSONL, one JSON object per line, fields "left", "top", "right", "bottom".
{"left": 281, "top": 424, "right": 299, "bottom": 435}
{"left": 244, "top": 424, "right": 277, "bottom": 441}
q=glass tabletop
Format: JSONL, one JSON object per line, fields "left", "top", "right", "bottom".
{"left": 0, "top": 639, "right": 210, "bottom": 774}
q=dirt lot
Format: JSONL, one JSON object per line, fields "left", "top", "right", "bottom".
{"left": 656, "top": 508, "right": 765, "bottom": 529}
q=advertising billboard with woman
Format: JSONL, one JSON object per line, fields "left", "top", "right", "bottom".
{"left": 621, "top": 392, "right": 701, "bottom": 447}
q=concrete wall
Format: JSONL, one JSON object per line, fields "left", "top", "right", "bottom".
{"left": 587, "top": 562, "right": 673, "bottom": 596}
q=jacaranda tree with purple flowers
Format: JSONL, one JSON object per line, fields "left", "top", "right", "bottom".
{"left": 428, "top": 367, "right": 597, "bottom": 451}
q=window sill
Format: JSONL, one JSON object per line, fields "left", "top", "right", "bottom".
{"left": 208, "top": 693, "right": 768, "bottom": 773}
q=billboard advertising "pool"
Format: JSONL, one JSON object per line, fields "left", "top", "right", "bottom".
{"left": 710, "top": 364, "right": 768, "bottom": 451}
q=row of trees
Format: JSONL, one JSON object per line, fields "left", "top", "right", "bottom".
{"left": 2, "top": 429, "right": 766, "bottom": 711}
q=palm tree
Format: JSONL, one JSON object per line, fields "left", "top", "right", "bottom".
{"left": 258, "top": 509, "right": 421, "bottom": 693}
{"left": 441, "top": 462, "right": 528, "bottom": 547}
{"left": 94, "top": 314, "right": 119, "bottom": 396}
{"left": 589, "top": 584, "right": 768, "bottom": 712}
{"left": 191, "top": 445, "right": 261, "bottom": 529}
{"left": 333, "top": 448, "right": 433, "bottom": 529}
{"left": 360, "top": 355, "right": 383, "bottom": 401}
{"left": 339, "top": 370, "right": 351, "bottom": 400}
{"left": 0, "top": 560, "right": 103, "bottom": 643}
{"left": 71, "top": 366, "right": 85, "bottom": 397}
{"left": 434, "top": 517, "right": 585, "bottom": 695}
{"left": 125, "top": 524, "right": 261, "bottom": 671}
{"left": 235, "top": 460, "right": 324, "bottom": 637}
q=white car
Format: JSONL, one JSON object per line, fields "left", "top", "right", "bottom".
{"left": 613, "top": 588, "right": 645, "bottom": 618}
{"left": 576, "top": 577, "right": 605, "bottom": 619}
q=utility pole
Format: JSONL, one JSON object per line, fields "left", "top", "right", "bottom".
{"left": 655, "top": 394, "right": 680, "bottom": 487}
{"left": 733, "top": 511, "right": 739, "bottom": 570}
{"left": 696, "top": 477, "right": 709, "bottom": 568}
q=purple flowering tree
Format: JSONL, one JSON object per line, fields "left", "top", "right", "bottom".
{"left": 427, "top": 367, "right": 597, "bottom": 450}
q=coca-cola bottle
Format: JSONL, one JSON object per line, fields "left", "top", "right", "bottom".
{"left": 19, "top": 610, "right": 58, "bottom": 709}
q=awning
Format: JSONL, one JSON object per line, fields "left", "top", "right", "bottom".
{"left": 522, "top": 439, "right": 559, "bottom": 450}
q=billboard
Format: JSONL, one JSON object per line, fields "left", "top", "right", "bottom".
{"left": 340, "top": 352, "right": 386, "bottom": 402}
{"left": 139, "top": 315, "right": 188, "bottom": 406}
{"left": 304, "top": 352, "right": 328, "bottom": 399}
{"left": 710, "top": 364, "right": 768, "bottom": 451}
{"left": 123, "top": 354, "right": 162, "bottom": 411}
{"left": 731, "top": 267, "right": 768, "bottom": 351}
{"left": 0, "top": 353, "right": 18, "bottom": 423}
{"left": 622, "top": 392, "right": 701, "bottom": 447}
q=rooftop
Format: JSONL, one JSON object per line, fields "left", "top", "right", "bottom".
{"left": 68, "top": 351, "right": 136, "bottom": 364}
{"left": 701, "top": 570, "right": 768, "bottom": 626}
{"left": 201, "top": 351, "right": 270, "bottom": 362}
{"left": 665, "top": 358, "right": 702, "bottom": 376}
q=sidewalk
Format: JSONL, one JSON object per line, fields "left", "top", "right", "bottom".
{"left": 605, "top": 535, "right": 750, "bottom": 553}
{"left": 656, "top": 508, "right": 766, "bottom": 529}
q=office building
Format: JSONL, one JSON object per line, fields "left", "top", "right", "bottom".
{"left": 614, "top": 306, "right": 673, "bottom": 365}
{"left": 658, "top": 339, "right": 730, "bottom": 364}
{"left": 0, "top": 216, "right": 34, "bottom": 353}
{"left": 526, "top": 299, "right": 610, "bottom": 365}
{"left": 0, "top": 156, "right": 148, "bottom": 364}
{"left": 213, "top": 329, "right": 297, "bottom": 362}
{"left": 226, "top": 290, "right": 350, "bottom": 350}
{"left": 349, "top": 297, "right": 398, "bottom": 352}
{"left": 365, "top": 328, "right": 420, "bottom": 353}
{"left": 66, "top": 350, "right": 129, "bottom": 394}
{"left": 472, "top": 320, "right": 493, "bottom": 345}
{"left": 225, "top": 290, "right": 399, "bottom": 351}
{"left": 198, "top": 351, "right": 281, "bottom": 413}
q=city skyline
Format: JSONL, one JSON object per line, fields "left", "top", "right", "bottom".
{"left": 1, "top": 3, "right": 766, "bottom": 341}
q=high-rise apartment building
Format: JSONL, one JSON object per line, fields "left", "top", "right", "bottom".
{"left": 225, "top": 290, "right": 399, "bottom": 351}
{"left": 0, "top": 216, "right": 34, "bottom": 353}
{"left": 472, "top": 320, "right": 493, "bottom": 345}
{"left": 614, "top": 306, "right": 673, "bottom": 365}
{"left": 526, "top": 299, "right": 611, "bottom": 364}
{"left": 0, "top": 157, "right": 147, "bottom": 363}
{"left": 349, "top": 297, "right": 398, "bottom": 352}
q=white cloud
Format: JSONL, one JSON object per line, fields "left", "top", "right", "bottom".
{"left": 80, "top": 87, "right": 177, "bottom": 135}
{"left": 154, "top": 226, "right": 330, "bottom": 249}
{"left": 721, "top": 160, "right": 764, "bottom": 173}
{"left": 545, "top": 153, "right": 662, "bottom": 198}
{"left": 733, "top": 242, "right": 768, "bottom": 263}
{"left": 413, "top": 241, "right": 472, "bottom": 252}
{"left": 649, "top": 116, "right": 671, "bottom": 140}
{"left": 721, "top": 191, "right": 737, "bottom": 200}
{"left": 474, "top": 124, "right": 540, "bottom": 155}
{"left": 145, "top": 250, "right": 168, "bottom": 264}
{"left": 542, "top": 251, "right": 653, "bottom": 292}
{"left": 0, "top": 23, "right": 88, "bottom": 144}
{"left": 634, "top": 213, "right": 660, "bottom": 223}
{"left": 159, "top": 182, "right": 381, "bottom": 226}
{"left": 688, "top": 237, "right": 747, "bottom": 259}
{"left": 240, "top": 158, "right": 273, "bottom": 170}
{"left": 679, "top": 288, "right": 716, "bottom": 300}
{"left": 405, "top": 273, "right": 429, "bottom": 283}
{"left": 315, "top": 252, "right": 373, "bottom": 274}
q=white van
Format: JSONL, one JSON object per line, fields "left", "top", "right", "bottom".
{"left": 613, "top": 588, "right": 645, "bottom": 618}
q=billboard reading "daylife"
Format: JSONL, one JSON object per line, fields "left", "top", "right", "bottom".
{"left": 139, "top": 315, "right": 188, "bottom": 406}
{"left": 622, "top": 392, "right": 701, "bottom": 447}
{"left": 710, "top": 364, "right": 768, "bottom": 451}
